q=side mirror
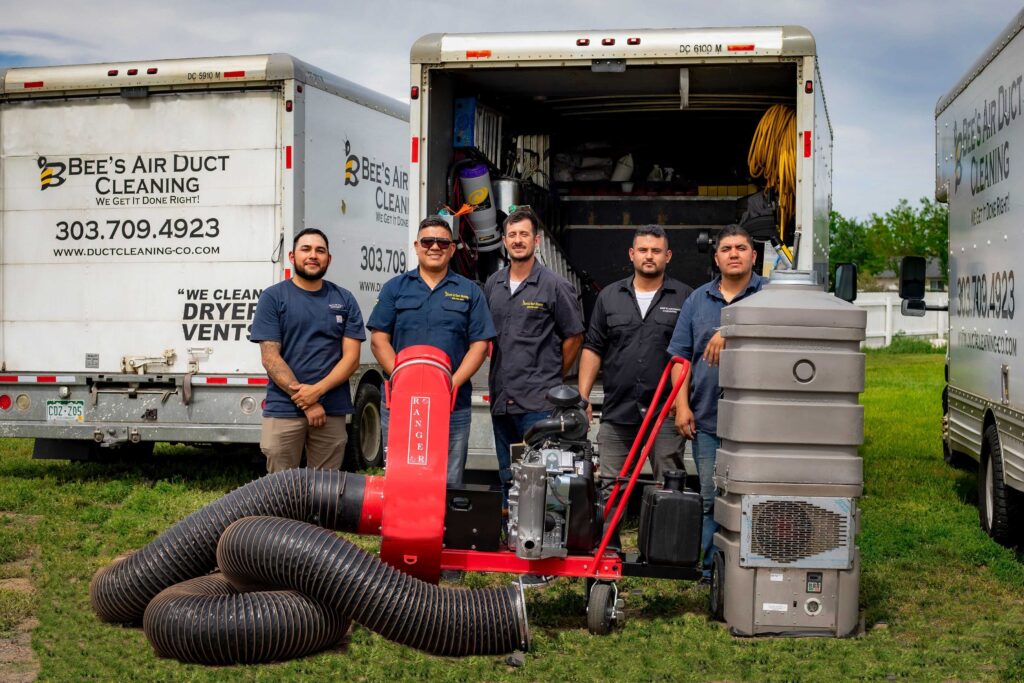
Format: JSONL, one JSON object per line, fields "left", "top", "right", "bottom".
{"left": 834, "top": 263, "right": 858, "bottom": 302}
{"left": 899, "top": 256, "right": 926, "bottom": 300}
{"left": 901, "top": 299, "right": 927, "bottom": 317}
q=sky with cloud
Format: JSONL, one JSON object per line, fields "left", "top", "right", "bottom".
{"left": 1, "top": 0, "right": 1021, "bottom": 219}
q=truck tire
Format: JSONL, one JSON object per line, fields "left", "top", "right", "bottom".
{"left": 979, "top": 423, "right": 1021, "bottom": 545}
{"left": 348, "top": 384, "right": 384, "bottom": 470}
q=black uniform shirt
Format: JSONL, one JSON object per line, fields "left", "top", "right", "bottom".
{"left": 584, "top": 276, "right": 693, "bottom": 425}
{"left": 485, "top": 260, "right": 584, "bottom": 414}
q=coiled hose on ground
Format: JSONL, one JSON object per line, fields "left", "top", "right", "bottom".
{"left": 91, "top": 468, "right": 530, "bottom": 662}
{"left": 89, "top": 468, "right": 366, "bottom": 624}
{"left": 217, "top": 516, "right": 530, "bottom": 657}
{"left": 143, "top": 573, "right": 349, "bottom": 664}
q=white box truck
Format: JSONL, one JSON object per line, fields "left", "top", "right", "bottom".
{"left": 911, "top": 8, "right": 1024, "bottom": 543}
{"left": 0, "top": 54, "right": 409, "bottom": 466}
{"left": 408, "top": 27, "right": 833, "bottom": 468}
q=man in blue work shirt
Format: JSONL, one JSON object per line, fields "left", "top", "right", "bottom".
{"left": 250, "top": 228, "right": 366, "bottom": 473}
{"left": 485, "top": 208, "right": 584, "bottom": 498}
{"left": 668, "top": 224, "right": 764, "bottom": 579}
{"left": 367, "top": 216, "right": 496, "bottom": 485}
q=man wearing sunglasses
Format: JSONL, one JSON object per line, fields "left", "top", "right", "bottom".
{"left": 484, "top": 207, "right": 584, "bottom": 500}
{"left": 367, "top": 216, "right": 496, "bottom": 485}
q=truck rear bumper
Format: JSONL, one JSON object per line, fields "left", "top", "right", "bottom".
{"left": 0, "top": 420, "right": 262, "bottom": 444}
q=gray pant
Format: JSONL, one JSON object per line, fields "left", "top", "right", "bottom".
{"left": 597, "top": 420, "right": 686, "bottom": 487}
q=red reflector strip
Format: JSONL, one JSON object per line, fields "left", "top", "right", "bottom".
{"left": 727, "top": 44, "right": 755, "bottom": 51}
{"left": 804, "top": 131, "right": 812, "bottom": 158}
{"left": 23, "top": 81, "right": 44, "bottom": 89}
{"left": 411, "top": 136, "right": 419, "bottom": 163}
{"left": 285, "top": 145, "right": 293, "bottom": 169}
{"left": 0, "top": 375, "right": 75, "bottom": 383}
{"left": 192, "top": 376, "right": 268, "bottom": 386}
{"left": 224, "top": 70, "right": 246, "bottom": 78}
{"left": 465, "top": 50, "right": 491, "bottom": 59}
{"left": 284, "top": 268, "right": 291, "bottom": 280}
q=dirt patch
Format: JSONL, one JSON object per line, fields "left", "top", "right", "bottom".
{"left": 0, "top": 514, "right": 40, "bottom": 683}
{"left": 0, "top": 617, "right": 39, "bottom": 683}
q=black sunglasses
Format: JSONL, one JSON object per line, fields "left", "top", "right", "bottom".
{"left": 419, "top": 237, "right": 453, "bottom": 249}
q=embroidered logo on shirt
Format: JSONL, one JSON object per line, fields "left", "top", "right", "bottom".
{"left": 521, "top": 300, "right": 546, "bottom": 310}
{"left": 444, "top": 291, "right": 470, "bottom": 302}
{"left": 329, "top": 303, "right": 344, "bottom": 310}
{"left": 659, "top": 306, "right": 680, "bottom": 314}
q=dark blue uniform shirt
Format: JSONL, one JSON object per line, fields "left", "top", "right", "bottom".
{"left": 250, "top": 279, "right": 366, "bottom": 418}
{"left": 366, "top": 268, "right": 496, "bottom": 411}
{"left": 667, "top": 273, "right": 764, "bottom": 434}
{"left": 484, "top": 261, "right": 584, "bottom": 414}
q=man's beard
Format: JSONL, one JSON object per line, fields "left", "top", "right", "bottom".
{"left": 634, "top": 263, "right": 664, "bottom": 278}
{"left": 294, "top": 263, "right": 327, "bottom": 280}
{"left": 508, "top": 247, "right": 535, "bottom": 263}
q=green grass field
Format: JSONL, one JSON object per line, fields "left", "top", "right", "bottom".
{"left": 2, "top": 353, "right": 1023, "bottom": 682}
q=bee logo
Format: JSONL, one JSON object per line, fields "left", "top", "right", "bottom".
{"left": 344, "top": 139, "right": 359, "bottom": 187}
{"left": 38, "top": 157, "right": 67, "bottom": 191}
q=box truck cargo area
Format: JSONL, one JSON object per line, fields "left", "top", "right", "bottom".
{"left": 412, "top": 30, "right": 831, "bottom": 300}
{"left": 0, "top": 54, "right": 409, "bottom": 465}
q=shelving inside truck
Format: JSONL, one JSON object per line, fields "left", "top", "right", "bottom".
{"left": 422, "top": 61, "right": 798, "bottom": 302}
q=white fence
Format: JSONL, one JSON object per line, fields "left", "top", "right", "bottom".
{"left": 854, "top": 292, "right": 949, "bottom": 348}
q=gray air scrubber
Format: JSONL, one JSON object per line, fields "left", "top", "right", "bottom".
{"left": 710, "top": 270, "right": 867, "bottom": 637}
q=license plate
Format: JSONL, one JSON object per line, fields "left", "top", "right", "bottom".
{"left": 46, "top": 400, "right": 85, "bottom": 423}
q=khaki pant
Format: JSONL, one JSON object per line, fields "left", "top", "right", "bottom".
{"left": 260, "top": 415, "right": 348, "bottom": 473}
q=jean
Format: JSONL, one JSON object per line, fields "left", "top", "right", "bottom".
{"left": 491, "top": 411, "right": 551, "bottom": 489}
{"left": 381, "top": 400, "right": 472, "bottom": 486}
{"left": 693, "top": 430, "right": 721, "bottom": 574}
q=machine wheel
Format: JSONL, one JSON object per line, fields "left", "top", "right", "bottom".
{"left": 586, "top": 581, "right": 616, "bottom": 635}
{"left": 979, "top": 423, "right": 1021, "bottom": 545}
{"left": 348, "top": 384, "right": 384, "bottom": 470}
{"left": 708, "top": 551, "right": 725, "bottom": 622}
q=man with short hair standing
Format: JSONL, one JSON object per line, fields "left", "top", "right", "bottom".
{"left": 251, "top": 228, "right": 365, "bottom": 473}
{"left": 367, "top": 216, "right": 496, "bottom": 485}
{"left": 579, "top": 225, "right": 693, "bottom": 535}
{"left": 669, "top": 224, "right": 764, "bottom": 579}
{"left": 485, "top": 208, "right": 585, "bottom": 495}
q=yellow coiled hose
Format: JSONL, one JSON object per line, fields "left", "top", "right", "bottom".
{"left": 747, "top": 104, "right": 796, "bottom": 253}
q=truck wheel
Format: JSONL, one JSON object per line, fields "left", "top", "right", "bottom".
{"left": 348, "top": 384, "right": 384, "bottom": 470}
{"left": 979, "top": 423, "right": 1021, "bottom": 545}
{"left": 708, "top": 550, "right": 725, "bottom": 622}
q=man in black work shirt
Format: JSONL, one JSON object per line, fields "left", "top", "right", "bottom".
{"left": 579, "top": 225, "right": 693, "bottom": 501}
{"left": 485, "top": 208, "right": 585, "bottom": 496}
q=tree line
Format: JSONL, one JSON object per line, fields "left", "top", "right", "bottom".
{"left": 828, "top": 198, "right": 949, "bottom": 288}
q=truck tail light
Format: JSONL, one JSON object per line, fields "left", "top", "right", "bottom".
{"left": 627, "top": 37, "right": 641, "bottom": 45}
{"left": 576, "top": 38, "right": 590, "bottom": 46}
{"left": 805, "top": 80, "right": 813, "bottom": 94}
{"left": 410, "top": 86, "right": 419, "bottom": 100}
{"left": 147, "top": 68, "right": 158, "bottom": 75}
{"left": 107, "top": 69, "right": 118, "bottom": 77}
{"left": 602, "top": 38, "right": 616, "bottom": 46}
{"left": 127, "top": 68, "right": 138, "bottom": 76}
{"left": 0, "top": 395, "right": 11, "bottom": 411}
